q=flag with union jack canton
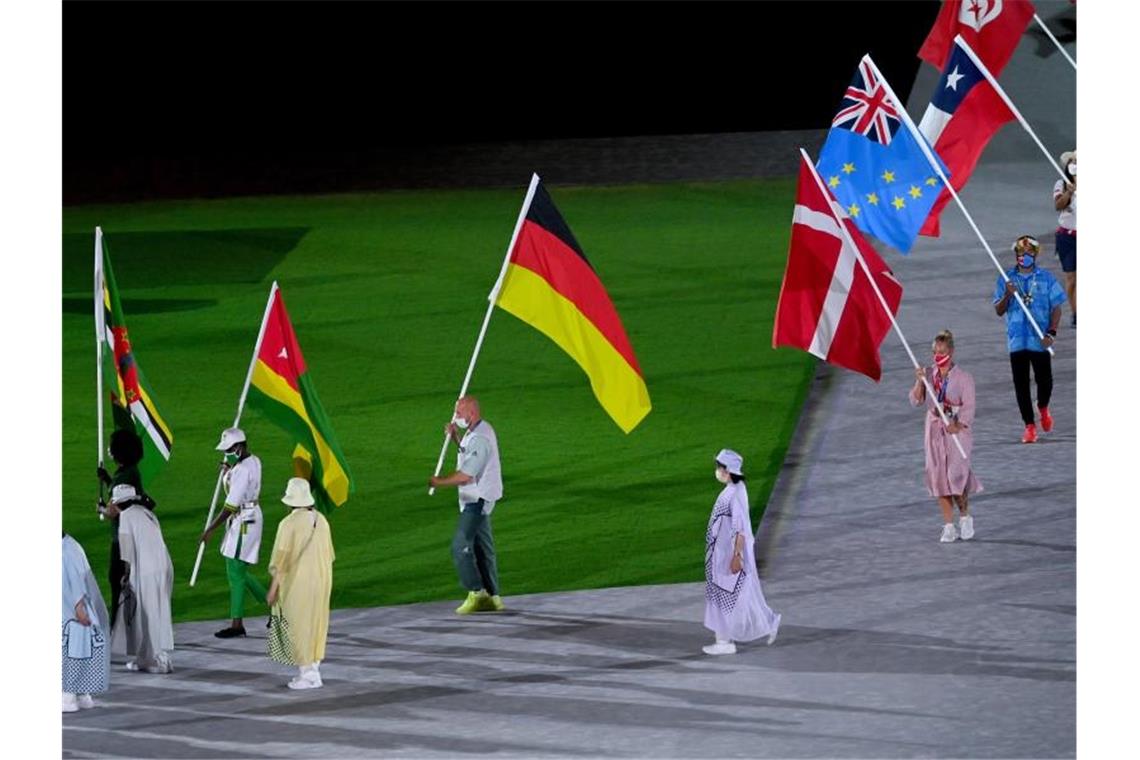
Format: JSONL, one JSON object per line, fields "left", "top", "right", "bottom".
{"left": 816, "top": 56, "right": 950, "bottom": 254}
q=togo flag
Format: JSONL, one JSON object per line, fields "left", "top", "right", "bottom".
{"left": 494, "top": 175, "right": 651, "bottom": 433}
{"left": 246, "top": 283, "right": 353, "bottom": 510}
{"left": 95, "top": 227, "right": 174, "bottom": 482}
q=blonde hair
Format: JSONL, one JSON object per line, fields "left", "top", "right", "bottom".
{"left": 933, "top": 329, "right": 954, "bottom": 350}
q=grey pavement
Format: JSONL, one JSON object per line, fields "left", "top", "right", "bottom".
{"left": 62, "top": 16, "right": 1075, "bottom": 759}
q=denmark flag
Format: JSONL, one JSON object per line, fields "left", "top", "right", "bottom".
{"left": 772, "top": 154, "right": 903, "bottom": 382}
{"left": 918, "top": 0, "right": 1035, "bottom": 77}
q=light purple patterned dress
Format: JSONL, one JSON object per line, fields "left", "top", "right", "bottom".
{"left": 704, "top": 481, "right": 781, "bottom": 643}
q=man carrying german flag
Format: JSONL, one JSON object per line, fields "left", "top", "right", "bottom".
{"left": 428, "top": 174, "right": 650, "bottom": 614}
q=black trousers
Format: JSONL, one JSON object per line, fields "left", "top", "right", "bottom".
{"left": 109, "top": 540, "right": 126, "bottom": 625}
{"left": 1010, "top": 350, "right": 1053, "bottom": 424}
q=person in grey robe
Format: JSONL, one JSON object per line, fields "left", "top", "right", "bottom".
{"left": 107, "top": 485, "right": 175, "bottom": 673}
{"left": 63, "top": 533, "right": 111, "bottom": 712}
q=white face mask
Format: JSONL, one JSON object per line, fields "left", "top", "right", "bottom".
{"left": 454, "top": 415, "right": 469, "bottom": 430}
{"left": 715, "top": 468, "right": 730, "bottom": 483}
{"left": 1068, "top": 163, "right": 1076, "bottom": 177}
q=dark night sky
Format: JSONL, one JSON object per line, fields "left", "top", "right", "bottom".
{"left": 64, "top": 1, "right": 940, "bottom": 199}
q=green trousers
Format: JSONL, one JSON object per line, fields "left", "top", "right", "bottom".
{"left": 225, "top": 535, "right": 267, "bottom": 618}
{"left": 451, "top": 500, "right": 499, "bottom": 595}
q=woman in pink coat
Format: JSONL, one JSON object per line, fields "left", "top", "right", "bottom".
{"left": 909, "top": 330, "right": 983, "bottom": 543}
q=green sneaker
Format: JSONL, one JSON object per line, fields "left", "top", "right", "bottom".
{"left": 488, "top": 595, "right": 506, "bottom": 612}
{"left": 455, "top": 591, "right": 483, "bottom": 615}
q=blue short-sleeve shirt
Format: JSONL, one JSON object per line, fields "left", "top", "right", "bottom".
{"left": 993, "top": 265, "right": 1067, "bottom": 353}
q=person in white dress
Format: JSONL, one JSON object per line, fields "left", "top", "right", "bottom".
{"left": 703, "top": 449, "right": 781, "bottom": 655}
{"left": 108, "top": 485, "right": 174, "bottom": 673}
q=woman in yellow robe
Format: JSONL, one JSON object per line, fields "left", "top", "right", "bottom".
{"left": 266, "top": 477, "right": 335, "bottom": 690}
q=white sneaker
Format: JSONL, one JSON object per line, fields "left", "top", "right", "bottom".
{"left": 959, "top": 515, "right": 975, "bottom": 541}
{"left": 124, "top": 660, "right": 139, "bottom": 671}
{"left": 767, "top": 614, "right": 782, "bottom": 645}
{"left": 62, "top": 693, "right": 79, "bottom": 713}
{"left": 77, "top": 694, "right": 96, "bottom": 710}
{"left": 940, "top": 523, "right": 958, "bottom": 543}
{"left": 702, "top": 641, "right": 737, "bottom": 656}
{"left": 288, "top": 666, "right": 323, "bottom": 690}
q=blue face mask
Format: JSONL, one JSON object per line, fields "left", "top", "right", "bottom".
{"left": 1018, "top": 254, "right": 1036, "bottom": 268}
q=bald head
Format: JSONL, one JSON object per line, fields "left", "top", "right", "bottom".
{"left": 455, "top": 395, "right": 482, "bottom": 424}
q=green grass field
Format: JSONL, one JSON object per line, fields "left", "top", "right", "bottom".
{"left": 62, "top": 178, "right": 815, "bottom": 623}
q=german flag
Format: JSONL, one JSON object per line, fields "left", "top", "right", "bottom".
{"left": 495, "top": 177, "right": 651, "bottom": 433}
{"left": 246, "top": 284, "right": 354, "bottom": 509}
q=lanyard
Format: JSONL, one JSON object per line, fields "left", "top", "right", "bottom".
{"left": 934, "top": 373, "right": 948, "bottom": 405}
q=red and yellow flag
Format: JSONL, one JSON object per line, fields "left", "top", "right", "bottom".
{"left": 495, "top": 179, "right": 651, "bottom": 433}
{"left": 247, "top": 285, "right": 353, "bottom": 509}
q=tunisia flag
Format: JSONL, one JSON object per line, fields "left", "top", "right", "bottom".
{"left": 918, "top": 0, "right": 1035, "bottom": 77}
{"left": 773, "top": 154, "right": 903, "bottom": 382}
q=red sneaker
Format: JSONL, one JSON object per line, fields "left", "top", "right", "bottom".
{"left": 1022, "top": 424, "right": 1038, "bottom": 444}
{"left": 1040, "top": 407, "right": 1054, "bottom": 433}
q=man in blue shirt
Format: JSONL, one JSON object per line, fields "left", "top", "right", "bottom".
{"left": 993, "top": 236, "right": 1066, "bottom": 443}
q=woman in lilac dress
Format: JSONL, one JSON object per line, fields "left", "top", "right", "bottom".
{"left": 909, "top": 330, "right": 983, "bottom": 543}
{"left": 703, "top": 449, "right": 781, "bottom": 655}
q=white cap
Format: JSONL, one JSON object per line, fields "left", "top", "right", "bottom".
{"left": 1060, "top": 150, "right": 1076, "bottom": 167}
{"left": 716, "top": 449, "right": 744, "bottom": 476}
{"left": 282, "top": 477, "right": 315, "bottom": 508}
{"left": 110, "top": 484, "right": 138, "bottom": 504}
{"left": 215, "top": 427, "right": 246, "bottom": 451}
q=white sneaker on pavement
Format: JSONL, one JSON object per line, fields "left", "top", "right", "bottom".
{"left": 959, "top": 515, "right": 975, "bottom": 541}
{"left": 702, "top": 641, "right": 737, "bottom": 656}
{"left": 940, "top": 523, "right": 958, "bottom": 543}
{"left": 288, "top": 665, "right": 323, "bottom": 690}
{"left": 124, "top": 660, "right": 139, "bottom": 671}
{"left": 77, "top": 694, "right": 96, "bottom": 710}
{"left": 62, "top": 692, "right": 79, "bottom": 713}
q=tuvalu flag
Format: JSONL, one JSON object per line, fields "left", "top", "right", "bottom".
{"left": 245, "top": 283, "right": 353, "bottom": 510}
{"left": 773, "top": 154, "right": 903, "bottom": 382}
{"left": 493, "top": 176, "right": 651, "bottom": 433}
{"left": 96, "top": 227, "right": 174, "bottom": 482}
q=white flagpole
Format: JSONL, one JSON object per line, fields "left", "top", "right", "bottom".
{"left": 427, "top": 172, "right": 541, "bottom": 495}
{"left": 1033, "top": 14, "right": 1077, "bottom": 71}
{"left": 862, "top": 54, "right": 1055, "bottom": 357}
{"left": 94, "top": 227, "right": 107, "bottom": 519}
{"left": 954, "top": 36, "right": 1070, "bottom": 184}
{"left": 800, "top": 149, "right": 968, "bottom": 460}
{"left": 189, "top": 281, "right": 280, "bottom": 587}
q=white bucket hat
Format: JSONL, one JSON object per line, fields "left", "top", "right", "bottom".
{"left": 215, "top": 427, "right": 246, "bottom": 451}
{"left": 110, "top": 484, "right": 138, "bottom": 504}
{"left": 282, "top": 477, "right": 315, "bottom": 508}
{"left": 715, "top": 449, "right": 744, "bottom": 476}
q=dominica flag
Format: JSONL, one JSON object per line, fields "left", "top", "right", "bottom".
{"left": 246, "top": 283, "right": 354, "bottom": 511}
{"left": 494, "top": 174, "right": 651, "bottom": 433}
{"left": 95, "top": 227, "right": 174, "bottom": 482}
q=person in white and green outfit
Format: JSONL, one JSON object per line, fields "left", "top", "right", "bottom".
{"left": 429, "top": 396, "right": 505, "bottom": 615}
{"left": 200, "top": 427, "right": 267, "bottom": 638}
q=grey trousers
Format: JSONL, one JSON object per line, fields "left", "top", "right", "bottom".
{"left": 452, "top": 500, "right": 499, "bottom": 595}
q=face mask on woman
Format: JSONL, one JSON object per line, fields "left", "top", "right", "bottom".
{"left": 1018, "top": 253, "right": 1036, "bottom": 268}
{"left": 933, "top": 352, "right": 952, "bottom": 368}
{"left": 1068, "top": 163, "right": 1076, "bottom": 177}
{"left": 715, "top": 468, "right": 730, "bottom": 484}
